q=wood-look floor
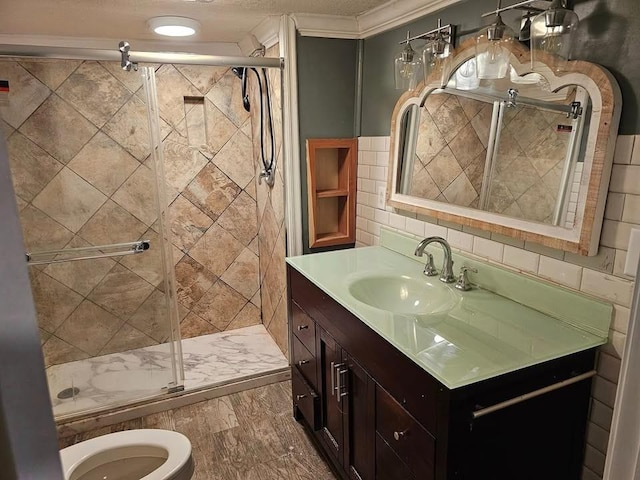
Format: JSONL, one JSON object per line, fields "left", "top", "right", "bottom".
{"left": 58, "top": 381, "right": 337, "bottom": 480}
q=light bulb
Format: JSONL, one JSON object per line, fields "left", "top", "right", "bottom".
{"left": 540, "top": 34, "right": 564, "bottom": 55}
{"left": 486, "top": 41, "right": 504, "bottom": 64}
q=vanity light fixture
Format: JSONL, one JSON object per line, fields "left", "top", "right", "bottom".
{"left": 147, "top": 16, "right": 200, "bottom": 37}
{"left": 530, "top": 0, "right": 579, "bottom": 72}
{"left": 475, "top": 1, "right": 516, "bottom": 80}
{"left": 394, "top": 20, "right": 455, "bottom": 90}
{"left": 394, "top": 31, "right": 423, "bottom": 90}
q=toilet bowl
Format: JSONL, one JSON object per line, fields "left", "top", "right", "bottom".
{"left": 60, "top": 429, "right": 194, "bottom": 480}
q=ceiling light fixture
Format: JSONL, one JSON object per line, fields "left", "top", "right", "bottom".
{"left": 147, "top": 16, "right": 200, "bottom": 37}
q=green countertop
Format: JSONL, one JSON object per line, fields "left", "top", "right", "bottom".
{"left": 287, "top": 246, "right": 607, "bottom": 389}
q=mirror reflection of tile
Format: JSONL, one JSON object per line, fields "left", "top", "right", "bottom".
{"left": 408, "top": 92, "right": 582, "bottom": 226}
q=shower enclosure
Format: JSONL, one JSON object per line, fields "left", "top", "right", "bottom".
{"left": 0, "top": 45, "right": 288, "bottom": 421}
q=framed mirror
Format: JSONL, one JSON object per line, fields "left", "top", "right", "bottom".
{"left": 388, "top": 39, "right": 622, "bottom": 255}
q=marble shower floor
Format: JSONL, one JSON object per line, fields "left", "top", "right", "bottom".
{"left": 47, "top": 325, "right": 289, "bottom": 418}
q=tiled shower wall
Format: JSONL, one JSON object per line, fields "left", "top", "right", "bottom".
{"left": 248, "top": 44, "right": 288, "bottom": 357}
{"left": 355, "top": 135, "right": 639, "bottom": 480}
{"left": 0, "top": 59, "right": 267, "bottom": 367}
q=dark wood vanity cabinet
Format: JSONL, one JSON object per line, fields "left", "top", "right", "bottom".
{"left": 288, "top": 266, "right": 596, "bottom": 480}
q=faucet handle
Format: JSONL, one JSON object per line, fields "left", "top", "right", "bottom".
{"left": 455, "top": 266, "right": 478, "bottom": 291}
{"left": 423, "top": 253, "right": 438, "bottom": 277}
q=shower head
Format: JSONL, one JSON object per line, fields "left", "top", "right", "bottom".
{"left": 231, "top": 66, "right": 245, "bottom": 79}
{"left": 231, "top": 66, "right": 251, "bottom": 112}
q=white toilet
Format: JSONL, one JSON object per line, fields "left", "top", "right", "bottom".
{"left": 60, "top": 429, "right": 194, "bottom": 480}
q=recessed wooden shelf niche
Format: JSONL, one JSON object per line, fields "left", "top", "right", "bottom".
{"left": 306, "top": 138, "right": 357, "bottom": 248}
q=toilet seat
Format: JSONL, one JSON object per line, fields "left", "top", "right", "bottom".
{"left": 60, "top": 429, "right": 193, "bottom": 480}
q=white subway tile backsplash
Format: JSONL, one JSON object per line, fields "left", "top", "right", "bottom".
{"left": 502, "top": 245, "right": 540, "bottom": 274}
{"left": 605, "top": 192, "right": 625, "bottom": 221}
{"left": 592, "top": 376, "right": 617, "bottom": 408}
{"left": 538, "top": 256, "right": 583, "bottom": 289}
{"left": 356, "top": 216, "right": 367, "bottom": 231}
{"left": 601, "top": 329, "right": 626, "bottom": 359}
{"left": 358, "top": 165, "right": 370, "bottom": 179}
{"left": 367, "top": 220, "right": 382, "bottom": 237}
{"left": 601, "top": 220, "right": 634, "bottom": 250}
{"left": 614, "top": 135, "right": 634, "bottom": 164}
{"left": 371, "top": 137, "right": 386, "bottom": 152}
{"left": 622, "top": 194, "right": 640, "bottom": 224}
{"left": 370, "top": 166, "right": 386, "bottom": 181}
{"left": 358, "top": 136, "right": 372, "bottom": 151}
{"left": 361, "top": 151, "right": 376, "bottom": 166}
{"left": 405, "top": 217, "right": 426, "bottom": 236}
{"left": 597, "top": 353, "right": 621, "bottom": 384}
{"left": 424, "top": 222, "right": 448, "bottom": 238}
{"left": 581, "top": 269, "right": 634, "bottom": 307}
{"left": 376, "top": 151, "right": 389, "bottom": 166}
{"left": 447, "top": 229, "right": 474, "bottom": 251}
{"left": 612, "top": 304, "right": 630, "bottom": 334}
{"left": 389, "top": 212, "right": 406, "bottom": 230}
{"left": 361, "top": 179, "right": 375, "bottom": 193}
{"left": 361, "top": 205, "right": 375, "bottom": 220}
{"left": 590, "top": 399, "right": 613, "bottom": 431}
{"left": 586, "top": 422, "right": 611, "bottom": 456}
{"left": 584, "top": 444, "right": 606, "bottom": 477}
{"left": 374, "top": 209, "right": 389, "bottom": 225}
{"left": 610, "top": 165, "right": 640, "bottom": 194}
{"left": 632, "top": 135, "right": 640, "bottom": 165}
{"left": 473, "top": 237, "right": 504, "bottom": 262}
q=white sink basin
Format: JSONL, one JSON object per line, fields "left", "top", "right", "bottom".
{"left": 348, "top": 275, "right": 458, "bottom": 315}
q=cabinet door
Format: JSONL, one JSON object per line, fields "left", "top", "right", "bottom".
{"left": 319, "top": 327, "right": 345, "bottom": 464}
{"left": 343, "top": 354, "right": 375, "bottom": 480}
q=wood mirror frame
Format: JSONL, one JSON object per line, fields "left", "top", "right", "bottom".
{"left": 387, "top": 38, "right": 622, "bottom": 255}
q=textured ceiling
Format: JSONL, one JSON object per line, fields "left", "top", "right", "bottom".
{"left": 0, "top": 0, "right": 390, "bottom": 43}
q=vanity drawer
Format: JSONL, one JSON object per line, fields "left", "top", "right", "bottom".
{"left": 291, "top": 301, "right": 316, "bottom": 356}
{"left": 376, "top": 385, "right": 435, "bottom": 480}
{"left": 292, "top": 334, "right": 317, "bottom": 391}
{"left": 375, "top": 433, "right": 416, "bottom": 480}
{"left": 292, "top": 367, "right": 320, "bottom": 431}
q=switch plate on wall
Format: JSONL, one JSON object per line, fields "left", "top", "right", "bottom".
{"left": 376, "top": 185, "right": 385, "bottom": 209}
{"left": 624, "top": 228, "right": 640, "bottom": 277}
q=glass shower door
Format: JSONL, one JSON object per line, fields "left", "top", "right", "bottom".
{"left": 0, "top": 58, "right": 183, "bottom": 419}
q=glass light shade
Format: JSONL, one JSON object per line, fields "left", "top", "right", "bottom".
{"left": 395, "top": 43, "right": 423, "bottom": 90}
{"left": 454, "top": 58, "right": 480, "bottom": 91}
{"left": 475, "top": 16, "right": 515, "bottom": 80}
{"left": 422, "top": 35, "right": 453, "bottom": 85}
{"left": 530, "top": 6, "right": 579, "bottom": 73}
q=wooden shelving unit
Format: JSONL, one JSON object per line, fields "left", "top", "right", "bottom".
{"left": 306, "top": 138, "right": 357, "bottom": 248}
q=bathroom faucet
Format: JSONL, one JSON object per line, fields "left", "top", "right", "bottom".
{"left": 414, "top": 237, "right": 456, "bottom": 284}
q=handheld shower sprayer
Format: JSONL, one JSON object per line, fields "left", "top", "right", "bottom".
{"left": 231, "top": 67, "right": 251, "bottom": 112}
{"left": 231, "top": 64, "right": 275, "bottom": 187}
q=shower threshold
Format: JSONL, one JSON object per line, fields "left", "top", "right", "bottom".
{"left": 47, "top": 325, "right": 288, "bottom": 419}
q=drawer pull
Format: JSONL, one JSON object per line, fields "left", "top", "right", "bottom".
{"left": 298, "top": 360, "right": 310, "bottom": 366}
{"left": 393, "top": 430, "right": 408, "bottom": 441}
{"left": 296, "top": 394, "right": 307, "bottom": 401}
{"left": 297, "top": 325, "right": 309, "bottom": 330}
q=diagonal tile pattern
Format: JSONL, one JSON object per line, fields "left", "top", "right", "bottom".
{"left": 1, "top": 55, "right": 286, "bottom": 368}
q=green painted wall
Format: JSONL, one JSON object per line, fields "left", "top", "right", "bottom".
{"left": 360, "top": 0, "right": 640, "bottom": 136}
{"left": 297, "top": 35, "right": 359, "bottom": 253}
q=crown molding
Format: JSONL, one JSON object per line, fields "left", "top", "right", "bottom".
{"left": 356, "top": 0, "right": 462, "bottom": 38}
{"left": 250, "top": 16, "right": 281, "bottom": 49}
{"left": 292, "top": 13, "right": 360, "bottom": 39}
{"left": 0, "top": 34, "right": 241, "bottom": 56}
{"left": 293, "top": 0, "right": 464, "bottom": 40}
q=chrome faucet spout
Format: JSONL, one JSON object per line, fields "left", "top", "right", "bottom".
{"left": 414, "top": 236, "right": 456, "bottom": 284}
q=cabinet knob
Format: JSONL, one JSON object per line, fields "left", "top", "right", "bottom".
{"left": 297, "top": 325, "right": 309, "bottom": 331}
{"left": 298, "top": 360, "right": 309, "bottom": 366}
{"left": 296, "top": 394, "right": 306, "bottom": 401}
{"left": 393, "top": 430, "right": 408, "bottom": 441}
